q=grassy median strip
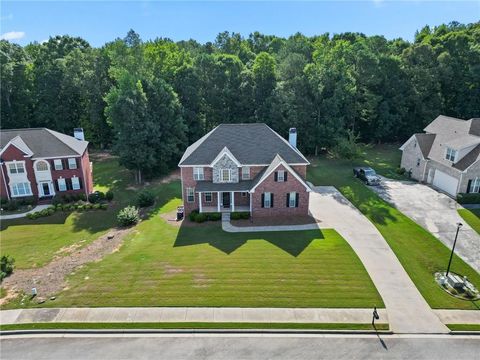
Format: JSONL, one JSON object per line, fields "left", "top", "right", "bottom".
{"left": 308, "top": 145, "right": 480, "bottom": 310}
{"left": 0, "top": 322, "right": 389, "bottom": 332}
{"left": 447, "top": 324, "right": 480, "bottom": 332}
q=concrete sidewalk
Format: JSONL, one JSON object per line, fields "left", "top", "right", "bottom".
{"left": 0, "top": 307, "right": 388, "bottom": 326}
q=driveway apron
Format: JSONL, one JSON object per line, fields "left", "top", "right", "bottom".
{"left": 309, "top": 186, "right": 448, "bottom": 334}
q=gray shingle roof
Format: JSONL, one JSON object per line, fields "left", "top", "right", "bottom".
{"left": 179, "top": 124, "right": 309, "bottom": 166}
{"left": 414, "top": 133, "right": 436, "bottom": 158}
{"left": 454, "top": 144, "right": 480, "bottom": 171}
{"left": 0, "top": 128, "right": 88, "bottom": 158}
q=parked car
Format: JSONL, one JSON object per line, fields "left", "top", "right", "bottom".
{"left": 353, "top": 167, "right": 381, "bottom": 186}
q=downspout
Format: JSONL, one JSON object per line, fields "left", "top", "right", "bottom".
{"left": 0, "top": 162, "right": 10, "bottom": 201}
{"left": 457, "top": 171, "right": 464, "bottom": 195}
{"left": 79, "top": 153, "right": 88, "bottom": 198}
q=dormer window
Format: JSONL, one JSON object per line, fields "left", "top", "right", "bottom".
{"left": 446, "top": 147, "right": 457, "bottom": 162}
{"left": 221, "top": 169, "right": 232, "bottom": 182}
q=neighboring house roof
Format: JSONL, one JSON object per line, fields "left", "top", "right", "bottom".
{"left": 0, "top": 128, "right": 88, "bottom": 158}
{"left": 179, "top": 123, "right": 309, "bottom": 166}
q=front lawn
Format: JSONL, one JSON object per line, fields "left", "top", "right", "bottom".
{"left": 458, "top": 208, "right": 480, "bottom": 234}
{"left": 39, "top": 214, "right": 383, "bottom": 308}
{"left": 308, "top": 145, "right": 480, "bottom": 310}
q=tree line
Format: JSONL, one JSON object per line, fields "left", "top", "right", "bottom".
{"left": 1, "top": 22, "right": 479, "bottom": 180}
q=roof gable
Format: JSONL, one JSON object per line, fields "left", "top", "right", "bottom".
{"left": 178, "top": 123, "right": 309, "bottom": 166}
{"left": 0, "top": 136, "right": 34, "bottom": 157}
{"left": 211, "top": 147, "right": 241, "bottom": 167}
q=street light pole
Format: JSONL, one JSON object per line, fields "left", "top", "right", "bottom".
{"left": 446, "top": 222, "right": 463, "bottom": 277}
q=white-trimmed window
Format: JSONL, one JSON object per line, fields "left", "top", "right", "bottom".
{"left": 446, "top": 147, "right": 457, "bottom": 162}
{"left": 221, "top": 169, "right": 231, "bottom": 182}
{"left": 36, "top": 161, "right": 49, "bottom": 171}
{"left": 11, "top": 182, "right": 32, "bottom": 197}
{"left": 54, "top": 159, "right": 63, "bottom": 170}
{"left": 204, "top": 192, "right": 212, "bottom": 202}
{"left": 8, "top": 162, "right": 25, "bottom": 174}
{"left": 288, "top": 192, "right": 297, "bottom": 208}
{"left": 242, "top": 167, "right": 250, "bottom": 180}
{"left": 471, "top": 178, "right": 480, "bottom": 193}
{"left": 186, "top": 187, "right": 195, "bottom": 202}
{"left": 193, "top": 167, "right": 204, "bottom": 181}
{"left": 278, "top": 170, "right": 285, "bottom": 182}
{"left": 263, "top": 192, "right": 272, "bottom": 208}
{"left": 71, "top": 177, "right": 80, "bottom": 190}
{"left": 68, "top": 158, "right": 77, "bottom": 169}
{"left": 57, "top": 178, "right": 67, "bottom": 191}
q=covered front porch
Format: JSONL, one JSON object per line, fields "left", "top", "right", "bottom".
{"left": 198, "top": 191, "right": 251, "bottom": 213}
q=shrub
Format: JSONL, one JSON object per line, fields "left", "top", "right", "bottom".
{"left": 189, "top": 209, "right": 199, "bottom": 222}
{"left": 18, "top": 196, "right": 37, "bottom": 206}
{"left": 117, "top": 206, "right": 140, "bottom": 227}
{"left": 231, "top": 211, "right": 250, "bottom": 220}
{"left": 207, "top": 212, "right": 222, "bottom": 221}
{"left": 88, "top": 191, "right": 105, "bottom": 204}
{"left": 93, "top": 203, "right": 101, "bottom": 210}
{"left": 328, "top": 130, "right": 363, "bottom": 160}
{"left": 195, "top": 213, "right": 207, "bottom": 223}
{"left": 106, "top": 190, "right": 114, "bottom": 202}
{"left": 52, "top": 194, "right": 64, "bottom": 205}
{"left": 137, "top": 190, "right": 155, "bottom": 208}
{"left": 396, "top": 167, "right": 406, "bottom": 175}
{"left": 47, "top": 206, "right": 56, "bottom": 212}
{"left": 100, "top": 203, "right": 108, "bottom": 210}
{"left": 5, "top": 201, "right": 19, "bottom": 211}
{"left": 78, "top": 193, "right": 87, "bottom": 202}
{"left": 0, "top": 198, "right": 8, "bottom": 206}
{"left": 0, "top": 255, "right": 15, "bottom": 281}
{"left": 77, "top": 205, "right": 85, "bottom": 211}
{"left": 457, "top": 193, "right": 480, "bottom": 204}
{"left": 85, "top": 203, "right": 93, "bottom": 210}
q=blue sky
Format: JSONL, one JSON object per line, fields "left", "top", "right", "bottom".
{"left": 1, "top": 1, "right": 479, "bottom": 46}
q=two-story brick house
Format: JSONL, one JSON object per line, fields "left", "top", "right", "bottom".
{"left": 0, "top": 128, "right": 93, "bottom": 202}
{"left": 178, "top": 123, "right": 311, "bottom": 218}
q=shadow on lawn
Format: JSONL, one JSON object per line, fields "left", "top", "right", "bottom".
{"left": 174, "top": 222, "right": 323, "bottom": 256}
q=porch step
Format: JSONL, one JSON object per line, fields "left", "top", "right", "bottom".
{"left": 222, "top": 213, "right": 230, "bottom": 222}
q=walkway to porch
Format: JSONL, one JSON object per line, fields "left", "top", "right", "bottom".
{"left": 201, "top": 205, "right": 250, "bottom": 213}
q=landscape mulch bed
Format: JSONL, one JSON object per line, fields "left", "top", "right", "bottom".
{"left": 231, "top": 215, "right": 321, "bottom": 227}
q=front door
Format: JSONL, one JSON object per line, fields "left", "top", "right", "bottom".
{"left": 222, "top": 192, "right": 230, "bottom": 208}
{"left": 41, "top": 182, "right": 51, "bottom": 196}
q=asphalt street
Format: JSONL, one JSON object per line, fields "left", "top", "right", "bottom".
{"left": 1, "top": 333, "right": 479, "bottom": 360}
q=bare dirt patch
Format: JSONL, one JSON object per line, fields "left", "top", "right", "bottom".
{"left": 1, "top": 227, "right": 133, "bottom": 306}
{"left": 231, "top": 215, "right": 321, "bottom": 227}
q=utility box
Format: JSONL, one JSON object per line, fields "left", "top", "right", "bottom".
{"left": 176, "top": 206, "right": 184, "bottom": 221}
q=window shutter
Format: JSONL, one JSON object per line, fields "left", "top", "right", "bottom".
{"left": 261, "top": 193, "right": 265, "bottom": 208}
{"left": 295, "top": 193, "right": 299, "bottom": 208}
{"left": 75, "top": 158, "right": 78, "bottom": 169}
{"left": 467, "top": 180, "right": 472, "bottom": 193}
{"left": 79, "top": 177, "right": 83, "bottom": 189}
{"left": 66, "top": 178, "right": 72, "bottom": 190}
{"left": 271, "top": 194, "right": 274, "bottom": 208}
{"left": 274, "top": 172, "right": 278, "bottom": 182}
{"left": 63, "top": 159, "right": 68, "bottom": 170}
{"left": 286, "top": 193, "right": 290, "bottom": 207}
{"left": 54, "top": 180, "right": 59, "bottom": 192}
{"left": 284, "top": 172, "right": 288, "bottom": 182}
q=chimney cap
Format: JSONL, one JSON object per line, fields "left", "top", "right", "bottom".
{"left": 289, "top": 128, "right": 297, "bottom": 133}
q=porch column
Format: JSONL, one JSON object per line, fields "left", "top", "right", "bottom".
{"left": 198, "top": 192, "right": 202, "bottom": 213}
{"left": 249, "top": 192, "right": 252, "bottom": 213}
{"left": 231, "top": 191, "right": 235, "bottom": 212}
{"left": 217, "top": 192, "right": 221, "bottom": 212}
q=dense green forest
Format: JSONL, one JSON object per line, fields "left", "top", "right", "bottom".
{"left": 1, "top": 22, "right": 479, "bottom": 179}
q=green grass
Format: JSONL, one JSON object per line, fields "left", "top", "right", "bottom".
{"left": 458, "top": 209, "right": 480, "bottom": 234}
{"left": 447, "top": 324, "right": 480, "bottom": 332}
{"left": 34, "top": 219, "right": 383, "bottom": 308}
{"left": 0, "top": 322, "right": 389, "bottom": 332}
{"left": 308, "top": 144, "right": 480, "bottom": 310}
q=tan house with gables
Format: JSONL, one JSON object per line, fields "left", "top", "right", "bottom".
{"left": 400, "top": 115, "right": 480, "bottom": 196}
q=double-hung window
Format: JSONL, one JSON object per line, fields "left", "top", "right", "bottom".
{"left": 446, "top": 147, "right": 457, "bottom": 162}
{"left": 471, "top": 178, "right": 480, "bottom": 193}
{"left": 193, "top": 167, "right": 204, "bottom": 181}
{"left": 8, "top": 162, "right": 25, "bottom": 174}
{"left": 204, "top": 192, "right": 212, "bottom": 202}
{"left": 11, "top": 183, "right": 32, "bottom": 196}
{"left": 263, "top": 192, "right": 272, "bottom": 208}
{"left": 277, "top": 170, "right": 285, "bottom": 182}
{"left": 68, "top": 158, "right": 77, "bottom": 169}
{"left": 221, "top": 169, "right": 231, "bottom": 182}
{"left": 54, "top": 159, "right": 63, "bottom": 170}
{"left": 186, "top": 187, "right": 195, "bottom": 202}
{"left": 57, "top": 178, "right": 67, "bottom": 192}
{"left": 242, "top": 167, "right": 250, "bottom": 180}
{"left": 71, "top": 177, "right": 81, "bottom": 190}
{"left": 288, "top": 192, "right": 297, "bottom": 208}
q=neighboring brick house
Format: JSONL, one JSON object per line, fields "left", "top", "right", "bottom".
{"left": 178, "top": 123, "right": 311, "bottom": 218}
{"left": 400, "top": 115, "right": 480, "bottom": 196}
{"left": 0, "top": 128, "right": 94, "bottom": 202}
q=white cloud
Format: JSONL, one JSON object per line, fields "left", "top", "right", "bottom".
{"left": 0, "top": 31, "right": 26, "bottom": 41}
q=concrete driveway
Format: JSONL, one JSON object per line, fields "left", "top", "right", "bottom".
{"left": 309, "top": 186, "right": 447, "bottom": 334}
{"left": 370, "top": 178, "right": 480, "bottom": 273}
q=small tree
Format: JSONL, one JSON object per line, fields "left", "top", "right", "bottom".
{"left": 0, "top": 255, "right": 15, "bottom": 281}
{"left": 136, "top": 190, "right": 155, "bottom": 208}
{"left": 117, "top": 206, "right": 140, "bottom": 227}
{"left": 328, "top": 130, "right": 363, "bottom": 160}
